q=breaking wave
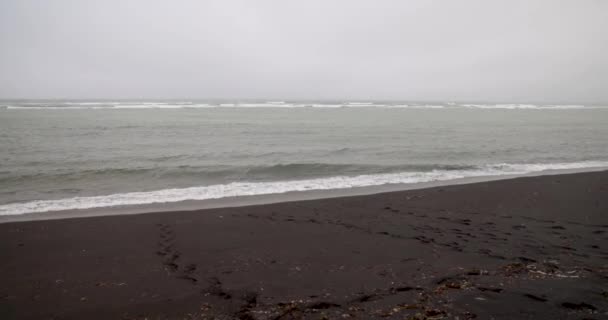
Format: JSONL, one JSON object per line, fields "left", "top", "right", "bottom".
{"left": 1, "top": 161, "right": 606, "bottom": 216}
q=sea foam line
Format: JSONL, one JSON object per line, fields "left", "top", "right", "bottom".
{"left": 1, "top": 161, "right": 607, "bottom": 216}
{"left": 2, "top": 103, "right": 607, "bottom": 110}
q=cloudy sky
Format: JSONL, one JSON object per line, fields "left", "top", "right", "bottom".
{"left": 0, "top": 0, "right": 606, "bottom": 103}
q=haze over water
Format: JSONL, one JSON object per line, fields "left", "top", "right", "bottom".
{"left": 1, "top": 101, "right": 607, "bottom": 216}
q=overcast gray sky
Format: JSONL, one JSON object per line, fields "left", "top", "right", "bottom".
{"left": 0, "top": 0, "right": 606, "bottom": 103}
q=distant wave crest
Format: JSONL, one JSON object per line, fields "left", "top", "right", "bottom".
{"left": 2, "top": 102, "right": 606, "bottom": 110}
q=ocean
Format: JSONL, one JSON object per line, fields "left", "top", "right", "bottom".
{"left": 1, "top": 100, "right": 607, "bottom": 216}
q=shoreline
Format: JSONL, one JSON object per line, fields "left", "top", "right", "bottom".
{"left": 1, "top": 170, "right": 606, "bottom": 319}
{"left": 2, "top": 166, "right": 607, "bottom": 224}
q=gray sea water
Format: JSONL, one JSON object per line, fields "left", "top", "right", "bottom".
{"left": 1, "top": 101, "right": 607, "bottom": 216}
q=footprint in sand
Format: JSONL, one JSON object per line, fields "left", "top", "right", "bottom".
{"left": 155, "top": 223, "right": 199, "bottom": 285}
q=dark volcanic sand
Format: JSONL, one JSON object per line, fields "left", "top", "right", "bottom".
{"left": 1, "top": 171, "right": 607, "bottom": 320}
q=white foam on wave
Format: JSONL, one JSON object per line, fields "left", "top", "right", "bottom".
{"left": 4, "top": 103, "right": 604, "bottom": 110}
{"left": 545, "top": 105, "right": 587, "bottom": 109}
{"left": 311, "top": 104, "right": 343, "bottom": 108}
{"left": 112, "top": 104, "right": 212, "bottom": 109}
{"left": 373, "top": 105, "right": 445, "bottom": 109}
{"left": 236, "top": 103, "right": 296, "bottom": 108}
{"left": 1, "top": 161, "right": 606, "bottom": 216}
{"left": 409, "top": 105, "right": 445, "bottom": 109}
{"left": 5, "top": 105, "right": 110, "bottom": 110}
{"left": 461, "top": 104, "right": 594, "bottom": 109}
{"left": 3, "top": 102, "right": 607, "bottom": 110}
{"left": 5, "top": 104, "right": 213, "bottom": 110}
{"left": 345, "top": 102, "right": 380, "bottom": 106}
{"left": 63, "top": 102, "right": 122, "bottom": 106}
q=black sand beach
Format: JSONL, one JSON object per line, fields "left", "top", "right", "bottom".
{"left": 1, "top": 171, "right": 607, "bottom": 319}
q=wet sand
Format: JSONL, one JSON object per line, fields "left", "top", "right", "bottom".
{"left": 1, "top": 171, "right": 607, "bottom": 319}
